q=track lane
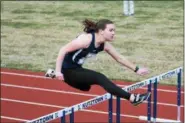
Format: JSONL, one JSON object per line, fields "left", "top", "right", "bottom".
{"left": 2, "top": 85, "right": 184, "bottom": 122}
{"left": 1, "top": 74, "right": 184, "bottom": 105}
{"left": 1, "top": 68, "right": 184, "bottom": 122}
{"left": 1, "top": 68, "right": 184, "bottom": 94}
{"left": 1, "top": 99, "right": 143, "bottom": 122}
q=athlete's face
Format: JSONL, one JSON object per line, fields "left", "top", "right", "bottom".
{"left": 101, "top": 24, "right": 115, "bottom": 41}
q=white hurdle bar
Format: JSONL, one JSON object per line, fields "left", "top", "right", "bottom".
{"left": 27, "top": 67, "right": 183, "bottom": 123}
{"left": 139, "top": 116, "right": 181, "bottom": 123}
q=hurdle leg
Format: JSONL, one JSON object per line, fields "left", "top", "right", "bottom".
{"left": 177, "top": 69, "right": 182, "bottom": 121}
{"left": 116, "top": 97, "right": 121, "bottom": 123}
{"left": 61, "top": 111, "right": 66, "bottom": 123}
{"left": 147, "top": 80, "right": 152, "bottom": 122}
{"left": 108, "top": 95, "right": 113, "bottom": 123}
{"left": 70, "top": 108, "right": 74, "bottom": 123}
{"left": 153, "top": 78, "right": 158, "bottom": 123}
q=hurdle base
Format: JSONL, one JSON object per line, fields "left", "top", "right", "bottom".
{"left": 139, "top": 116, "right": 181, "bottom": 123}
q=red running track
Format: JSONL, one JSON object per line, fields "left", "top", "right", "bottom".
{"left": 1, "top": 68, "right": 184, "bottom": 123}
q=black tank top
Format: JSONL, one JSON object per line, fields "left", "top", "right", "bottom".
{"left": 62, "top": 32, "right": 104, "bottom": 72}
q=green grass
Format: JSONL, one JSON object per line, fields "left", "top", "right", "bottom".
{"left": 1, "top": 20, "right": 53, "bottom": 29}
{"left": 1, "top": 1, "right": 183, "bottom": 85}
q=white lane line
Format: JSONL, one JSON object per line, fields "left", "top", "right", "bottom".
{"left": 1, "top": 71, "right": 184, "bottom": 94}
{"left": 1, "top": 83, "right": 98, "bottom": 97}
{"left": 1, "top": 83, "right": 184, "bottom": 107}
{"left": 1, "top": 98, "right": 139, "bottom": 119}
{"left": 1, "top": 98, "right": 64, "bottom": 109}
{"left": 1, "top": 72, "right": 48, "bottom": 79}
{"left": 1, "top": 116, "right": 29, "bottom": 122}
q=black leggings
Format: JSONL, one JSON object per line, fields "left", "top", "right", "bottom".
{"left": 63, "top": 67, "right": 131, "bottom": 100}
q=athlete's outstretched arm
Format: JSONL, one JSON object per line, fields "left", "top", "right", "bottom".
{"left": 104, "top": 42, "right": 149, "bottom": 75}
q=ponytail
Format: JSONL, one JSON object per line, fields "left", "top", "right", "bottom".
{"left": 82, "top": 19, "right": 97, "bottom": 33}
{"left": 82, "top": 19, "right": 113, "bottom": 33}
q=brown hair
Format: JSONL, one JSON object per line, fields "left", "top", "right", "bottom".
{"left": 82, "top": 19, "right": 113, "bottom": 33}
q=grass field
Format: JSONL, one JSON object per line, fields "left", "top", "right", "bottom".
{"left": 1, "top": 1, "right": 183, "bottom": 85}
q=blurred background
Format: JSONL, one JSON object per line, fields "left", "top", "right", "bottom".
{"left": 1, "top": 1, "right": 183, "bottom": 85}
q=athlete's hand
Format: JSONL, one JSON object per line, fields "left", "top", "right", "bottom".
{"left": 136, "top": 67, "right": 149, "bottom": 76}
{"left": 55, "top": 72, "right": 64, "bottom": 81}
{"left": 45, "top": 69, "right": 64, "bottom": 80}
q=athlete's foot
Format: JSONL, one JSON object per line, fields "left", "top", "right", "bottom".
{"left": 45, "top": 69, "right": 56, "bottom": 78}
{"left": 130, "top": 92, "right": 151, "bottom": 106}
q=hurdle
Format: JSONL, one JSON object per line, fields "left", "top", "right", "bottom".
{"left": 139, "top": 67, "right": 183, "bottom": 123}
{"left": 27, "top": 67, "right": 183, "bottom": 123}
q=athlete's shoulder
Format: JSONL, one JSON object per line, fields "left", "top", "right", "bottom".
{"left": 74, "top": 33, "right": 92, "bottom": 48}
{"left": 76, "top": 33, "right": 92, "bottom": 41}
